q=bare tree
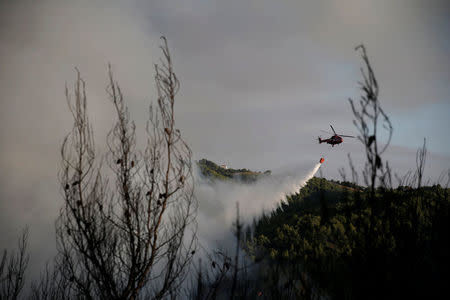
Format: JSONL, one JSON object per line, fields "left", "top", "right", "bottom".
{"left": 415, "top": 138, "right": 427, "bottom": 189}
{"left": 56, "top": 36, "right": 197, "bottom": 299}
{"left": 348, "top": 44, "right": 393, "bottom": 249}
{"left": 411, "top": 138, "right": 428, "bottom": 245}
{"left": 349, "top": 44, "right": 393, "bottom": 194}
{"left": 0, "top": 228, "right": 29, "bottom": 300}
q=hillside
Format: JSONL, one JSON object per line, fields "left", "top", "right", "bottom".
{"left": 197, "top": 158, "right": 271, "bottom": 183}
{"left": 251, "top": 177, "right": 450, "bottom": 299}
{"left": 192, "top": 159, "right": 450, "bottom": 299}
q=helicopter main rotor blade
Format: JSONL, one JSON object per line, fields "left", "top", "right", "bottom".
{"left": 320, "top": 130, "right": 333, "bottom": 134}
{"left": 330, "top": 125, "right": 336, "bottom": 134}
{"left": 340, "top": 135, "right": 356, "bottom": 138}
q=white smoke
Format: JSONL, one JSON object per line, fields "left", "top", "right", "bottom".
{"left": 195, "top": 161, "right": 323, "bottom": 250}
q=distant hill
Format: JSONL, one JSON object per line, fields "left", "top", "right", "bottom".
{"left": 197, "top": 159, "right": 271, "bottom": 183}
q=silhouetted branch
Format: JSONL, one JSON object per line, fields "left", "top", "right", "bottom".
{"left": 349, "top": 44, "right": 393, "bottom": 193}
{"left": 0, "top": 228, "right": 29, "bottom": 300}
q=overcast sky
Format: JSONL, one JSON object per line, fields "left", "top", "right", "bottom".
{"left": 1, "top": 0, "right": 449, "bottom": 281}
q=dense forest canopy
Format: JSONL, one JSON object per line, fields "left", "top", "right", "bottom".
{"left": 252, "top": 177, "right": 450, "bottom": 299}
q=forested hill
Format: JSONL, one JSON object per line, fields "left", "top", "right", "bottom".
{"left": 197, "top": 159, "right": 271, "bottom": 182}
{"left": 194, "top": 159, "right": 450, "bottom": 298}
{"left": 252, "top": 176, "right": 450, "bottom": 299}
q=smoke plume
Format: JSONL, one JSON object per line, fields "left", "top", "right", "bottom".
{"left": 195, "top": 161, "right": 323, "bottom": 250}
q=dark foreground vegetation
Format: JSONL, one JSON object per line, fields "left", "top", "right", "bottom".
{"left": 1, "top": 38, "right": 449, "bottom": 300}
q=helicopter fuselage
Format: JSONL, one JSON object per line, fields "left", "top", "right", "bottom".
{"left": 318, "top": 134, "right": 343, "bottom": 146}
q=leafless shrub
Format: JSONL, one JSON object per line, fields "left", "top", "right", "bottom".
{"left": 349, "top": 44, "right": 393, "bottom": 193}
{"left": 415, "top": 138, "right": 427, "bottom": 189}
{"left": 30, "top": 263, "right": 70, "bottom": 300}
{"left": 347, "top": 44, "right": 395, "bottom": 250}
{"left": 56, "top": 36, "right": 196, "bottom": 299}
{"left": 0, "top": 228, "right": 29, "bottom": 300}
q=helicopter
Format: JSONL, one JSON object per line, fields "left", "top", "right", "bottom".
{"left": 318, "top": 125, "right": 355, "bottom": 147}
